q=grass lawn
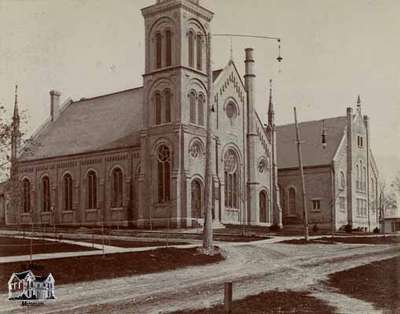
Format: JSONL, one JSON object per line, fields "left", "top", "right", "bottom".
{"left": 174, "top": 291, "right": 336, "bottom": 314}
{"left": 75, "top": 237, "right": 187, "bottom": 248}
{"left": 0, "top": 236, "right": 96, "bottom": 257}
{"left": 328, "top": 256, "right": 400, "bottom": 313}
{"left": 280, "top": 235, "right": 400, "bottom": 245}
{"left": 0, "top": 247, "right": 223, "bottom": 292}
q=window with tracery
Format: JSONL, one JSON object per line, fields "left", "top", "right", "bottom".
{"left": 198, "top": 93, "right": 204, "bottom": 125}
{"left": 188, "top": 31, "right": 194, "bottom": 68}
{"left": 165, "top": 89, "right": 171, "bottom": 123}
{"left": 166, "top": 30, "right": 172, "bottom": 67}
{"left": 155, "top": 32, "right": 162, "bottom": 69}
{"left": 111, "top": 168, "right": 123, "bottom": 208}
{"left": 157, "top": 145, "right": 171, "bottom": 203}
{"left": 196, "top": 34, "right": 202, "bottom": 70}
{"left": 42, "top": 176, "right": 51, "bottom": 212}
{"left": 87, "top": 171, "right": 97, "bottom": 209}
{"left": 189, "top": 90, "right": 196, "bottom": 123}
{"left": 224, "top": 149, "right": 239, "bottom": 209}
{"left": 63, "top": 174, "right": 73, "bottom": 211}
{"left": 22, "top": 179, "right": 30, "bottom": 213}
{"left": 155, "top": 93, "right": 162, "bottom": 125}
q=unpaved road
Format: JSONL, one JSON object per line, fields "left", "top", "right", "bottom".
{"left": 0, "top": 241, "right": 398, "bottom": 313}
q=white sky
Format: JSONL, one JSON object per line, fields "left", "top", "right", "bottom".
{"left": 0, "top": 0, "right": 399, "bottom": 182}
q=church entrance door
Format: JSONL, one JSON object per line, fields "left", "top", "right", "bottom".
{"left": 191, "top": 180, "right": 203, "bottom": 219}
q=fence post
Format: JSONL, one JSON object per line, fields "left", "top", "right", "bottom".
{"left": 224, "top": 282, "right": 233, "bottom": 313}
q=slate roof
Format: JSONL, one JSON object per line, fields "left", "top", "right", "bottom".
{"left": 20, "top": 87, "right": 144, "bottom": 161}
{"left": 276, "top": 116, "right": 347, "bottom": 169}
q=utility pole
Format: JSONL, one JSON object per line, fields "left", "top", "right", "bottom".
{"left": 293, "top": 107, "right": 309, "bottom": 241}
{"left": 202, "top": 32, "right": 214, "bottom": 253}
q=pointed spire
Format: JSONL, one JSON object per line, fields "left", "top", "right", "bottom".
{"left": 268, "top": 79, "right": 274, "bottom": 125}
{"left": 229, "top": 37, "right": 233, "bottom": 61}
{"left": 356, "top": 94, "right": 361, "bottom": 112}
{"left": 13, "top": 84, "right": 19, "bottom": 119}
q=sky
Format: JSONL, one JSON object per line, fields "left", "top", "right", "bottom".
{"left": 0, "top": 0, "right": 399, "bottom": 183}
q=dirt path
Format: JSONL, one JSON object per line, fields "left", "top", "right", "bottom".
{"left": 0, "top": 242, "right": 398, "bottom": 314}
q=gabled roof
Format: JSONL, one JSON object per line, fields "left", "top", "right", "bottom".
{"left": 20, "top": 87, "right": 144, "bottom": 161}
{"left": 13, "top": 270, "right": 34, "bottom": 281}
{"left": 277, "top": 116, "right": 347, "bottom": 169}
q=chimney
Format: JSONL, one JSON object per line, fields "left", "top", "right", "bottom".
{"left": 244, "top": 48, "right": 256, "bottom": 133}
{"left": 50, "top": 90, "right": 61, "bottom": 121}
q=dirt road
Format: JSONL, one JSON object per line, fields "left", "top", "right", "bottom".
{"left": 0, "top": 241, "right": 398, "bottom": 313}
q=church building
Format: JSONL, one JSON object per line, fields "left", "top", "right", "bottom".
{"left": 277, "top": 99, "right": 379, "bottom": 231}
{"left": 8, "top": 0, "right": 282, "bottom": 228}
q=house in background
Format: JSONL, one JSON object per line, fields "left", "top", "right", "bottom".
{"left": 277, "top": 100, "right": 379, "bottom": 231}
{"left": 8, "top": 270, "right": 55, "bottom": 301}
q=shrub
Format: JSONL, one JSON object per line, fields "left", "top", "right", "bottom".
{"left": 344, "top": 224, "right": 352, "bottom": 233}
{"left": 269, "top": 224, "right": 281, "bottom": 232}
{"left": 373, "top": 227, "right": 380, "bottom": 234}
{"left": 312, "top": 224, "right": 319, "bottom": 233}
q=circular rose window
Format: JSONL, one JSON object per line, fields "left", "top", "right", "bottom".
{"left": 226, "top": 102, "right": 237, "bottom": 119}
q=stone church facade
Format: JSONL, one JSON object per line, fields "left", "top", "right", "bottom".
{"left": 8, "top": 0, "right": 281, "bottom": 228}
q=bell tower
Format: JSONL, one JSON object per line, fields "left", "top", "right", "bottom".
{"left": 138, "top": 0, "right": 214, "bottom": 228}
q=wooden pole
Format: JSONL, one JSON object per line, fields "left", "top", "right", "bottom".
{"left": 202, "top": 32, "right": 214, "bottom": 252}
{"left": 224, "top": 282, "right": 233, "bottom": 313}
{"left": 293, "top": 107, "right": 309, "bottom": 241}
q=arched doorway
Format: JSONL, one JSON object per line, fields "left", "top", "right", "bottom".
{"left": 259, "top": 190, "right": 268, "bottom": 223}
{"left": 191, "top": 179, "right": 203, "bottom": 218}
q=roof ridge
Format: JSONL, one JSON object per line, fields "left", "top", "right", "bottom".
{"left": 74, "top": 86, "right": 143, "bottom": 103}
{"left": 277, "top": 115, "right": 347, "bottom": 128}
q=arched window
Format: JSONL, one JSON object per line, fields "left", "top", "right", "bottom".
{"left": 111, "top": 168, "right": 123, "bottom": 208}
{"left": 362, "top": 166, "right": 367, "bottom": 191}
{"left": 157, "top": 145, "right": 171, "bottom": 203}
{"left": 22, "top": 179, "right": 30, "bottom": 213}
{"left": 189, "top": 90, "right": 196, "bottom": 123}
{"left": 155, "top": 32, "right": 162, "bottom": 69}
{"left": 340, "top": 171, "right": 345, "bottom": 190}
{"left": 165, "top": 30, "right": 172, "bottom": 67}
{"left": 188, "top": 31, "right": 194, "bottom": 68}
{"left": 196, "top": 33, "right": 202, "bottom": 70}
{"left": 191, "top": 179, "right": 202, "bottom": 218}
{"left": 87, "top": 171, "right": 97, "bottom": 209}
{"left": 63, "top": 174, "right": 73, "bottom": 211}
{"left": 165, "top": 89, "right": 171, "bottom": 123}
{"left": 155, "top": 93, "right": 162, "bottom": 125}
{"left": 259, "top": 190, "right": 268, "bottom": 223}
{"left": 224, "top": 149, "right": 239, "bottom": 209}
{"left": 356, "top": 164, "right": 360, "bottom": 190}
{"left": 42, "top": 176, "right": 51, "bottom": 212}
{"left": 198, "top": 93, "right": 204, "bottom": 126}
{"left": 288, "top": 187, "right": 296, "bottom": 215}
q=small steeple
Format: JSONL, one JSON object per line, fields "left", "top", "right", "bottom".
{"left": 13, "top": 85, "right": 20, "bottom": 123}
{"left": 356, "top": 95, "right": 361, "bottom": 112}
{"left": 10, "top": 85, "right": 21, "bottom": 178}
{"left": 268, "top": 79, "right": 274, "bottom": 126}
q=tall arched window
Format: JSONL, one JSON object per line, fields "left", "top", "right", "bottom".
{"left": 165, "top": 30, "right": 172, "bottom": 67}
{"left": 191, "top": 179, "right": 202, "bottom": 218}
{"left": 155, "top": 93, "right": 162, "bottom": 125}
{"left": 340, "top": 171, "right": 345, "bottom": 190}
{"left": 157, "top": 145, "right": 171, "bottom": 203}
{"left": 198, "top": 93, "right": 204, "bottom": 126}
{"left": 288, "top": 187, "right": 296, "bottom": 215}
{"left": 42, "top": 176, "right": 51, "bottom": 212}
{"left": 259, "top": 190, "right": 268, "bottom": 223}
{"left": 224, "top": 149, "right": 239, "bottom": 209}
{"left": 165, "top": 89, "right": 171, "bottom": 123}
{"left": 63, "top": 174, "right": 73, "bottom": 211}
{"left": 111, "top": 168, "right": 123, "bottom": 208}
{"left": 87, "top": 171, "right": 97, "bottom": 209}
{"left": 22, "top": 179, "right": 30, "bottom": 213}
{"left": 356, "top": 164, "right": 360, "bottom": 190}
{"left": 188, "top": 31, "right": 194, "bottom": 68}
{"left": 189, "top": 90, "right": 196, "bottom": 123}
{"left": 196, "top": 33, "right": 202, "bottom": 70}
{"left": 362, "top": 166, "right": 367, "bottom": 191}
{"left": 155, "top": 32, "right": 162, "bottom": 69}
